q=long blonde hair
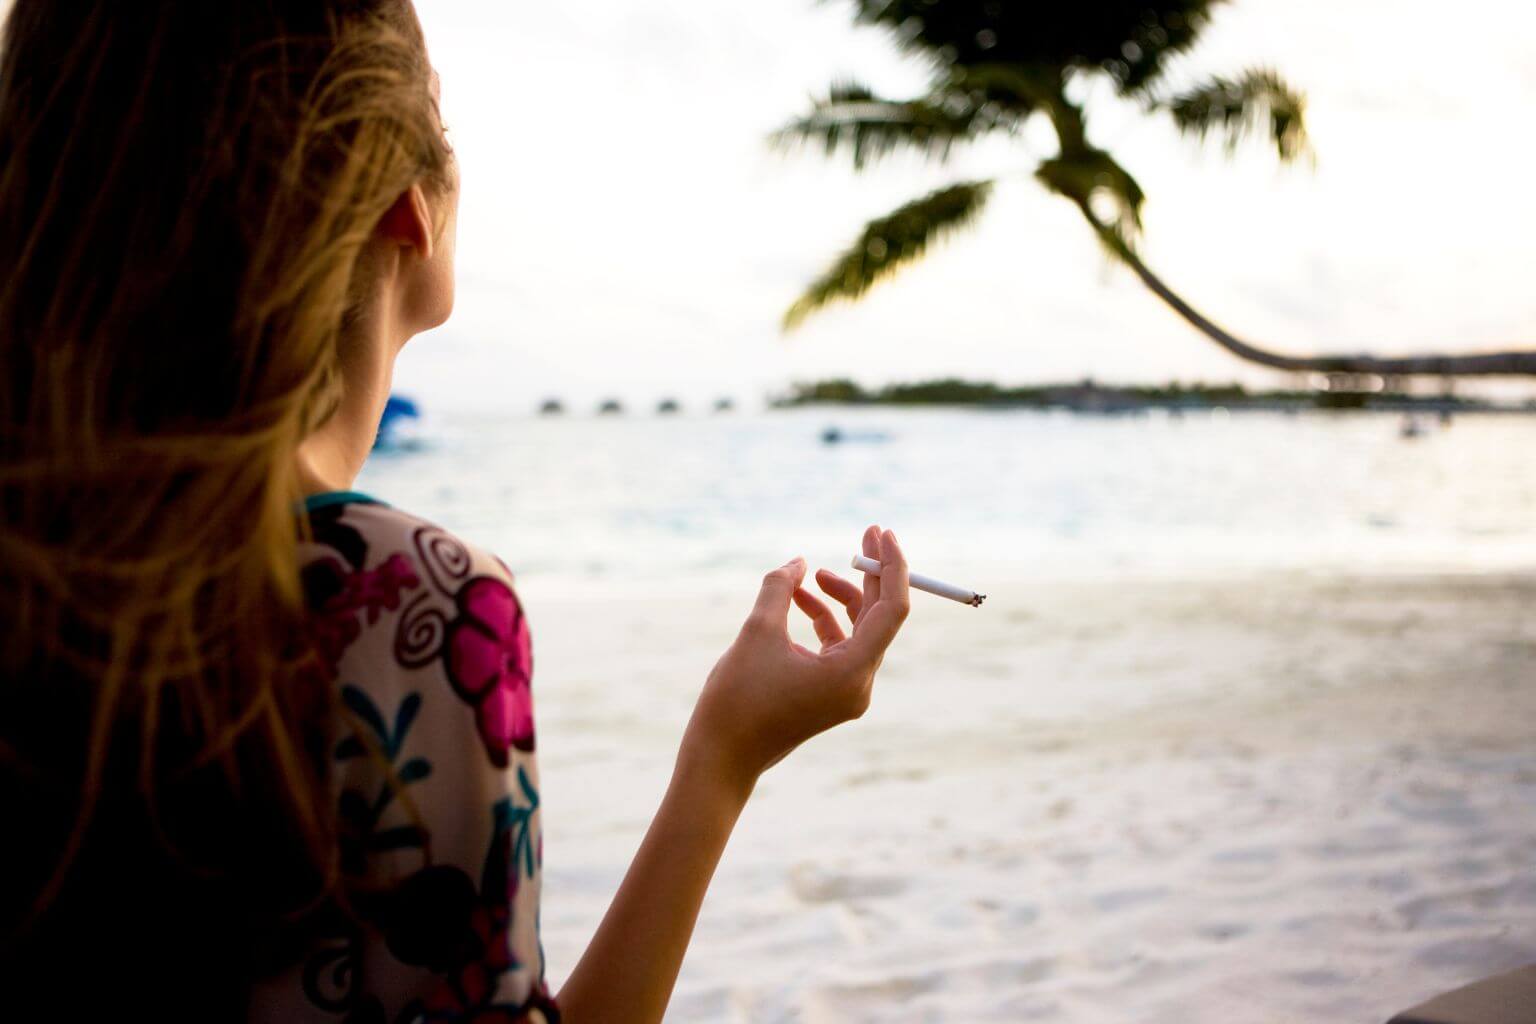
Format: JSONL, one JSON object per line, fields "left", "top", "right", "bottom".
{"left": 0, "top": 0, "right": 452, "bottom": 959}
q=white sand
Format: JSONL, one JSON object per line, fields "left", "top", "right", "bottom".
{"left": 523, "top": 570, "right": 1536, "bottom": 1022}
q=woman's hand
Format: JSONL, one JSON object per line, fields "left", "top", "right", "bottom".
{"left": 677, "top": 525, "right": 910, "bottom": 798}
{"left": 561, "top": 525, "right": 909, "bottom": 1022}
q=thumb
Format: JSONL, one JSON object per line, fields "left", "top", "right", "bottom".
{"left": 748, "top": 556, "right": 806, "bottom": 627}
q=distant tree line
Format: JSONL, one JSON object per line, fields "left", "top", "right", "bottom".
{"left": 771, "top": 378, "right": 1519, "bottom": 412}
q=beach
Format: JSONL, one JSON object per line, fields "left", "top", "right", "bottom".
{"left": 357, "top": 407, "right": 1536, "bottom": 1021}
{"left": 526, "top": 569, "right": 1536, "bottom": 1022}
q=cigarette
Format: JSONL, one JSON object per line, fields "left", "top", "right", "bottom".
{"left": 851, "top": 555, "right": 985, "bottom": 608}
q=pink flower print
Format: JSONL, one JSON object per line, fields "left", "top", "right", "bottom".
{"left": 309, "top": 606, "right": 362, "bottom": 671}
{"left": 419, "top": 905, "right": 542, "bottom": 1023}
{"left": 298, "top": 553, "right": 421, "bottom": 685}
{"left": 297, "top": 557, "right": 362, "bottom": 685}
{"left": 337, "top": 553, "right": 420, "bottom": 625}
{"left": 444, "top": 576, "right": 535, "bottom": 765}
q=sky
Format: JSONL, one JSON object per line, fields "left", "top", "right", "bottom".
{"left": 403, "top": 0, "right": 1536, "bottom": 411}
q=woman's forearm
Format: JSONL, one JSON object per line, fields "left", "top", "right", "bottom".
{"left": 554, "top": 532, "right": 911, "bottom": 1020}
{"left": 555, "top": 749, "right": 754, "bottom": 1023}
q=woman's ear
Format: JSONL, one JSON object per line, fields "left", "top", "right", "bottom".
{"left": 376, "top": 182, "right": 434, "bottom": 261}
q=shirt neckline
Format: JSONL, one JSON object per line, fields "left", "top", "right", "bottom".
{"left": 300, "top": 490, "right": 387, "bottom": 514}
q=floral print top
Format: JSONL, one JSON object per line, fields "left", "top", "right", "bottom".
{"left": 248, "top": 492, "right": 558, "bottom": 1024}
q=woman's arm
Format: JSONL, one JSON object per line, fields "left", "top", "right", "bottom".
{"left": 555, "top": 527, "right": 910, "bottom": 1022}
{"left": 554, "top": 747, "right": 752, "bottom": 1022}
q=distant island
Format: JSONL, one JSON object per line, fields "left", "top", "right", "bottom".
{"left": 770, "top": 378, "right": 1536, "bottom": 414}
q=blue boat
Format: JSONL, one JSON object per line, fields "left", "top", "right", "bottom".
{"left": 373, "top": 393, "right": 423, "bottom": 451}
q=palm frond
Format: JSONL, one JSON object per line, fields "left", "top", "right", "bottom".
{"left": 770, "top": 79, "right": 1007, "bottom": 171}
{"left": 838, "top": 0, "right": 1225, "bottom": 93}
{"left": 825, "top": 80, "right": 879, "bottom": 105}
{"left": 1034, "top": 147, "right": 1146, "bottom": 242}
{"left": 783, "top": 180, "right": 994, "bottom": 330}
{"left": 939, "top": 63, "right": 1054, "bottom": 113}
{"left": 1163, "top": 67, "right": 1311, "bottom": 162}
{"left": 1106, "top": 2, "right": 1220, "bottom": 96}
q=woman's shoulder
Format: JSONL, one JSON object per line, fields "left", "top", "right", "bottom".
{"left": 299, "top": 491, "right": 518, "bottom": 587}
{"left": 296, "top": 493, "right": 534, "bottom": 752}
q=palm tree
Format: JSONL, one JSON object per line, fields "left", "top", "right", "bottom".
{"left": 774, "top": 1, "right": 1536, "bottom": 377}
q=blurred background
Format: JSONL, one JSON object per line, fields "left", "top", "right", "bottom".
{"left": 402, "top": 0, "right": 1536, "bottom": 412}
{"left": 361, "top": 2, "right": 1536, "bottom": 1021}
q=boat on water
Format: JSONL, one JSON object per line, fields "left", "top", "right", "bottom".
{"left": 373, "top": 393, "right": 424, "bottom": 452}
{"left": 821, "top": 425, "right": 892, "bottom": 445}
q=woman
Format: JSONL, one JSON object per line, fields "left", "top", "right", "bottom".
{"left": 0, "top": 2, "right": 910, "bottom": 1020}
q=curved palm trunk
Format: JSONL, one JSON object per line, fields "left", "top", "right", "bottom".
{"left": 1083, "top": 210, "right": 1536, "bottom": 377}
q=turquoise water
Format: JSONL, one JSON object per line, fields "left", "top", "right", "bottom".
{"left": 357, "top": 407, "right": 1536, "bottom": 585}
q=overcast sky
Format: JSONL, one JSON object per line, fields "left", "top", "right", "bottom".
{"left": 404, "top": 0, "right": 1536, "bottom": 409}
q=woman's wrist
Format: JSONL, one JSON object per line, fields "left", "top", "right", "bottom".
{"left": 673, "top": 733, "right": 758, "bottom": 811}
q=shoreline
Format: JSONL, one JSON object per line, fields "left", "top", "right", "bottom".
{"left": 518, "top": 560, "right": 1536, "bottom": 593}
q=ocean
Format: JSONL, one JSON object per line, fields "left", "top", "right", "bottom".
{"left": 358, "top": 406, "right": 1536, "bottom": 586}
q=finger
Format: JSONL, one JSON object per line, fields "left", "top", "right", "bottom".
{"left": 858, "top": 524, "right": 882, "bottom": 610}
{"left": 792, "top": 586, "right": 847, "bottom": 648}
{"left": 814, "top": 568, "right": 863, "bottom": 626}
{"left": 851, "top": 529, "right": 910, "bottom": 657}
{"left": 748, "top": 556, "right": 807, "bottom": 631}
{"left": 878, "top": 527, "right": 909, "bottom": 602}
